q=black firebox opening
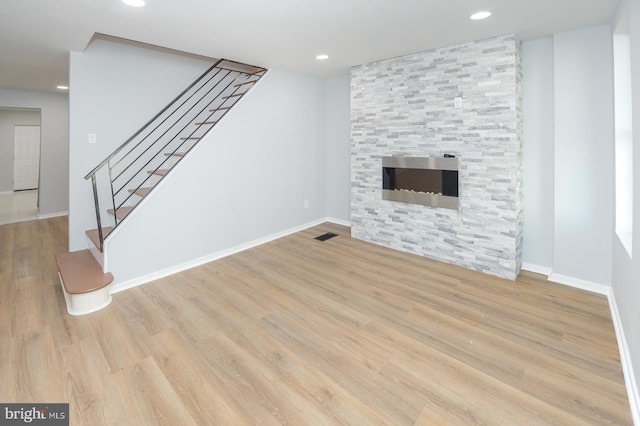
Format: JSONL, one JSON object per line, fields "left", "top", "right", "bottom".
{"left": 383, "top": 167, "right": 458, "bottom": 197}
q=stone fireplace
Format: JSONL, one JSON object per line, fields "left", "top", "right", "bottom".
{"left": 351, "top": 34, "right": 523, "bottom": 280}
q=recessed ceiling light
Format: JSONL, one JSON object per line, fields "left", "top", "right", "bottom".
{"left": 122, "top": 0, "right": 145, "bottom": 7}
{"left": 316, "top": 54, "right": 329, "bottom": 60}
{"left": 470, "top": 11, "right": 491, "bottom": 20}
{"left": 56, "top": 85, "right": 69, "bottom": 90}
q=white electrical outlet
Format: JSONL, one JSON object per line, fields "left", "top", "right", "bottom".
{"left": 88, "top": 133, "right": 97, "bottom": 144}
{"left": 454, "top": 97, "right": 462, "bottom": 108}
{"left": 304, "top": 200, "right": 310, "bottom": 209}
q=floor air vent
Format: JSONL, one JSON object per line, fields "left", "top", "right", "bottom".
{"left": 314, "top": 232, "right": 338, "bottom": 241}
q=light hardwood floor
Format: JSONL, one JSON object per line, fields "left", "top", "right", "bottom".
{"left": 0, "top": 216, "right": 633, "bottom": 425}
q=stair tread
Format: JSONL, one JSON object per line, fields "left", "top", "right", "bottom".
{"left": 164, "top": 152, "right": 185, "bottom": 157}
{"left": 147, "top": 169, "right": 169, "bottom": 176}
{"left": 180, "top": 137, "right": 200, "bottom": 140}
{"left": 107, "top": 206, "right": 133, "bottom": 220}
{"left": 56, "top": 249, "right": 114, "bottom": 295}
{"left": 194, "top": 121, "right": 217, "bottom": 125}
{"left": 209, "top": 106, "right": 231, "bottom": 112}
{"left": 234, "top": 80, "right": 259, "bottom": 87}
{"left": 128, "top": 187, "right": 152, "bottom": 197}
{"left": 85, "top": 227, "right": 113, "bottom": 252}
{"left": 222, "top": 93, "right": 244, "bottom": 99}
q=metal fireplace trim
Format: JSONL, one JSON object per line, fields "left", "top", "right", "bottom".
{"left": 382, "top": 156, "right": 458, "bottom": 171}
{"left": 382, "top": 156, "right": 459, "bottom": 210}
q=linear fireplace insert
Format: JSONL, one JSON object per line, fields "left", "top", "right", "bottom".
{"left": 382, "top": 156, "right": 459, "bottom": 209}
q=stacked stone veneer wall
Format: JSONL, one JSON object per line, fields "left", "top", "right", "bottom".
{"left": 351, "top": 34, "right": 523, "bottom": 280}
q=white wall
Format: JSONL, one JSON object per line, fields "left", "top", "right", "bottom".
{"left": 521, "top": 38, "right": 555, "bottom": 272}
{"left": 68, "top": 38, "right": 214, "bottom": 250}
{"left": 324, "top": 75, "right": 351, "bottom": 223}
{"left": 0, "top": 89, "right": 68, "bottom": 215}
{"left": 522, "top": 28, "right": 616, "bottom": 288}
{"left": 612, "top": 0, "right": 640, "bottom": 420}
{"left": 69, "top": 37, "right": 328, "bottom": 285}
{"left": 0, "top": 109, "right": 41, "bottom": 192}
{"left": 552, "top": 26, "right": 614, "bottom": 287}
{"left": 104, "top": 69, "right": 326, "bottom": 285}
{"left": 523, "top": 26, "right": 638, "bottom": 414}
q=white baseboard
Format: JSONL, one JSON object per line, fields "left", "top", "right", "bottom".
{"left": 109, "top": 217, "right": 330, "bottom": 294}
{"left": 547, "top": 272, "right": 610, "bottom": 295}
{"left": 608, "top": 288, "right": 640, "bottom": 425}
{"left": 521, "top": 262, "right": 552, "bottom": 276}
{"left": 326, "top": 216, "right": 351, "bottom": 227}
{"left": 521, "top": 262, "right": 610, "bottom": 294}
{"left": 38, "top": 211, "right": 68, "bottom": 220}
{"left": 0, "top": 211, "right": 67, "bottom": 226}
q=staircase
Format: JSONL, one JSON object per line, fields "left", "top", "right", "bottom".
{"left": 56, "top": 59, "right": 266, "bottom": 315}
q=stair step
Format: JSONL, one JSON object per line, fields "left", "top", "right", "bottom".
{"left": 234, "top": 80, "right": 259, "bottom": 87}
{"left": 56, "top": 249, "right": 114, "bottom": 295}
{"left": 85, "top": 227, "right": 113, "bottom": 252}
{"left": 164, "top": 152, "right": 185, "bottom": 157}
{"left": 194, "top": 120, "right": 217, "bottom": 125}
{"left": 209, "top": 106, "right": 231, "bottom": 112}
{"left": 56, "top": 249, "right": 113, "bottom": 315}
{"left": 222, "top": 93, "right": 244, "bottom": 100}
{"left": 107, "top": 206, "right": 133, "bottom": 220}
{"left": 147, "top": 169, "right": 169, "bottom": 176}
{"left": 128, "top": 187, "right": 152, "bottom": 197}
{"left": 180, "top": 137, "right": 200, "bottom": 140}
{"left": 218, "top": 60, "right": 265, "bottom": 75}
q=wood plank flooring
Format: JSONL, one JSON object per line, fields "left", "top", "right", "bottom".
{"left": 0, "top": 217, "right": 633, "bottom": 425}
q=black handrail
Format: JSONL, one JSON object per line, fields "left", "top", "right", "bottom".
{"left": 112, "top": 70, "right": 241, "bottom": 209}
{"left": 83, "top": 59, "right": 266, "bottom": 244}
{"left": 111, "top": 69, "right": 235, "bottom": 197}
{"left": 84, "top": 59, "right": 224, "bottom": 180}
{"left": 109, "top": 68, "right": 228, "bottom": 179}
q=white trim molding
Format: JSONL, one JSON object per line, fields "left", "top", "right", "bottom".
{"left": 521, "top": 262, "right": 552, "bottom": 276}
{"left": 109, "top": 217, "right": 332, "bottom": 294}
{"left": 547, "top": 272, "right": 610, "bottom": 295}
{"left": 38, "top": 211, "right": 68, "bottom": 220}
{"left": 608, "top": 288, "right": 640, "bottom": 425}
{"left": 326, "top": 217, "right": 351, "bottom": 227}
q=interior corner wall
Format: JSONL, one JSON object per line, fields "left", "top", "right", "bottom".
{"left": 0, "top": 109, "right": 41, "bottom": 192}
{"left": 521, "top": 38, "right": 555, "bottom": 271}
{"left": 324, "top": 75, "right": 351, "bottom": 223}
{"left": 552, "top": 26, "right": 614, "bottom": 286}
{"left": 0, "top": 89, "right": 69, "bottom": 215}
{"left": 612, "top": 0, "right": 640, "bottom": 418}
{"left": 68, "top": 38, "right": 213, "bottom": 251}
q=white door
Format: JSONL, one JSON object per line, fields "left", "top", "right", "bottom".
{"left": 13, "top": 125, "right": 41, "bottom": 191}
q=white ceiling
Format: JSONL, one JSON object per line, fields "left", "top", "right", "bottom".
{"left": 0, "top": 0, "right": 619, "bottom": 93}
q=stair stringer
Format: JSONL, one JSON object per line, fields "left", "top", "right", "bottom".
{"left": 100, "top": 69, "right": 266, "bottom": 288}
{"left": 100, "top": 70, "right": 326, "bottom": 291}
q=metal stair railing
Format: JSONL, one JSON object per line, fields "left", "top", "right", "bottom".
{"left": 84, "top": 59, "right": 266, "bottom": 252}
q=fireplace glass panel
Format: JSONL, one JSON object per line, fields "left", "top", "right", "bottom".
{"left": 382, "top": 156, "right": 459, "bottom": 209}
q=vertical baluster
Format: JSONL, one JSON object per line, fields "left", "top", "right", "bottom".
{"left": 91, "top": 174, "right": 104, "bottom": 252}
{"left": 108, "top": 160, "right": 117, "bottom": 225}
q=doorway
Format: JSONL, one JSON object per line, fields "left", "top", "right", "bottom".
{"left": 0, "top": 108, "right": 41, "bottom": 225}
